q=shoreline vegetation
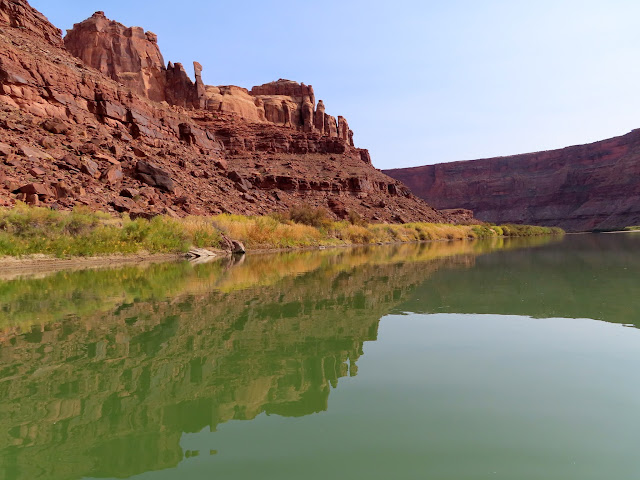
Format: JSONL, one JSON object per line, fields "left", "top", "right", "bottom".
{"left": 0, "top": 204, "right": 564, "bottom": 261}
{"left": 0, "top": 240, "right": 557, "bottom": 330}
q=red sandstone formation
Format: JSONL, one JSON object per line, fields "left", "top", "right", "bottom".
{"left": 0, "top": 0, "right": 62, "bottom": 47}
{"left": 65, "top": 17, "right": 353, "bottom": 141}
{"left": 384, "top": 131, "right": 640, "bottom": 231}
{"left": 0, "top": 1, "right": 466, "bottom": 225}
{"left": 64, "top": 12, "right": 203, "bottom": 108}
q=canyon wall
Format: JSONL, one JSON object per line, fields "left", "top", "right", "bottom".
{"left": 64, "top": 14, "right": 352, "bottom": 142}
{"left": 384, "top": 130, "right": 640, "bottom": 231}
{"left": 0, "top": 2, "right": 465, "bottom": 224}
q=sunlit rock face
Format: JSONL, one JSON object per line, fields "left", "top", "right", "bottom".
{"left": 0, "top": 1, "right": 470, "bottom": 224}
{"left": 64, "top": 12, "right": 168, "bottom": 102}
{"left": 64, "top": 15, "right": 350, "bottom": 138}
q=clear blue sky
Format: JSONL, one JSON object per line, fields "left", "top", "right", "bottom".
{"left": 30, "top": 0, "right": 640, "bottom": 169}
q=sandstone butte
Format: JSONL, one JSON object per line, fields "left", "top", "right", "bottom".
{"left": 385, "top": 131, "right": 640, "bottom": 232}
{"left": 0, "top": 1, "right": 473, "bottom": 225}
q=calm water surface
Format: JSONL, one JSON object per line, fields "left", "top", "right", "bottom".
{"left": 0, "top": 234, "right": 639, "bottom": 479}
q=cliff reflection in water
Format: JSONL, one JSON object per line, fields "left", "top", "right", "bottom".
{"left": 394, "top": 233, "right": 640, "bottom": 327}
{"left": 0, "top": 239, "right": 525, "bottom": 480}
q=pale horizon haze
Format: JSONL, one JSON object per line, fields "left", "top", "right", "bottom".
{"left": 29, "top": 0, "right": 640, "bottom": 170}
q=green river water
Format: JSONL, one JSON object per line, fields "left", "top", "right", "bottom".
{"left": 0, "top": 233, "right": 638, "bottom": 479}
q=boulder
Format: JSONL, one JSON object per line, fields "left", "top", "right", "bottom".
{"left": 0, "top": 142, "right": 11, "bottom": 157}
{"left": 56, "top": 154, "right": 81, "bottom": 170}
{"left": 41, "top": 118, "right": 68, "bottom": 135}
{"left": 52, "top": 181, "right": 73, "bottom": 200}
{"left": 120, "top": 187, "right": 139, "bottom": 198}
{"left": 24, "top": 193, "right": 39, "bottom": 205}
{"left": 135, "top": 160, "right": 175, "bottom": 192}
{"left": 227, "top": 170, "right": 252, "bottom": 193}
{"left": 100, "top": 165, "right": 123, "bottom": 184}
{"left": 80, "top": 158, "right": 100, "bottom": 178}
{"left": 111, "top": 197, "right": 137, "bottom": 213}
{"left": 94, "top": 153, "right": 119, "bottom": 165}
{"left": 19, "top": 144, "right": 53, "bottom": 161}
{"left": 18, "top": 182, "right": 53, "bottom": 197}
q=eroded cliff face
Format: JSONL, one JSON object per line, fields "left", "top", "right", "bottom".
{"left": 0, "top": 2, "right": 463, "bottom": 224}
{"left": 64, "top": 12, "right": 169, "bottom": 103}
{"left": 0, "top": 0, "right": 62, "bottom": 47}
{"left": 65, "top": 15, "right": 352, "bottom": 142}
{"left": 384, "top": 130, "right": 640, "bottom": 231}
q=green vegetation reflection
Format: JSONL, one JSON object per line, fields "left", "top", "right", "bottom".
{"left": 8, "top": 233, "right": 635, "bottom": 480}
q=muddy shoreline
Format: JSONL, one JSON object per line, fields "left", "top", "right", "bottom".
{"left": 0, "top": 240, "right": 443, "bottom": 279}
{"left": 0, "top": 253, "right": 188, "bottom": 280}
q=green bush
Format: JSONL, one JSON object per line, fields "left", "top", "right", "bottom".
{"left": 471, "top": 225, "right": 496, "bottom": 238}
{"left": 287, "top": 204, "right": 332, "bottom": 229}
{"left": 0, "top": 205, "right": 221, "bottom": 257}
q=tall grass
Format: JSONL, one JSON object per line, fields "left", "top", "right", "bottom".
{"left": 213, "top": 214, "right": 563, "bottom": 249}
{"left": 0, "top": 204, "right": 565, "bottom": 258}
{"left": 0, "top": 204, "right": 223, "bottom": 257}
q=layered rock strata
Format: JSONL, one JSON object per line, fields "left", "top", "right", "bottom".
{"left": 0, "top": 0, "right": 62, "bottom": 47}
{"left": 385, "top": 131, "right": 640, "bottom": 231}
{"left": 0, "top": 2, "right": 465, "bottom": 224}
{"left": 64, "top": 11, "right": 203, "bottom": 107}
{"left": 65, "top": 15, "right": 354, "bottom": 142}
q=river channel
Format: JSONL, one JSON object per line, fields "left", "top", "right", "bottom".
{"left": 0, "top": 233, "right": 638, "bottom": 479}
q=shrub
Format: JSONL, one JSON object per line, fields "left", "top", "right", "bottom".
{"left": 287, "top": 204, "right": 332, "bottom": 229}
{"left": 348, "top": 210, "right": 368, "bottom": 226}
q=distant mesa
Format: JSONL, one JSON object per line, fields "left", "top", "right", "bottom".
{"left": 384, "top": 130, "right": 640, "bottom": 232}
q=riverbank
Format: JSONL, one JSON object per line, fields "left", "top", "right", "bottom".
{"left": 0, "top": 204, "right": 564, "bottom": 264}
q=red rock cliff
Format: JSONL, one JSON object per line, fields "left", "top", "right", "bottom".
{"left": 0, "top": 2, "right": 465, "bottom": 225}
{"left": 65, "top": 17, "right": 352, "bottom": 143}
{"left": 0, "top": 0, "right": 62, "bottom": 47}
{"left": 64, "top": 11, "right": 204, "bottom": 107}
{"left": 384, "top": 130, "right": 640, "bottom": 231}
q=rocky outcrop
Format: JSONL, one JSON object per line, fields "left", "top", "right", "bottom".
{"left": 64, "top": 15, "right": 352, "bottom": 141}
{"left": 64, "top": 12, "right": 167, "bottom": 102}
{"left": 0, "top": 1, "right": 469, "bottom": 225}
{"left": 165, "top": 61, "right": 203, "bottom": 109}
{"left": 0, "top": 0, "right": 62, "bottom": 47}
{"left": 246, "top": 79, "right": 350, "bottom": 140}
{"left": 384, "top": 130, "right": 640, "bottom": 231}
{"left": 64, "top": 12, "right": 204, "bottom": 108}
